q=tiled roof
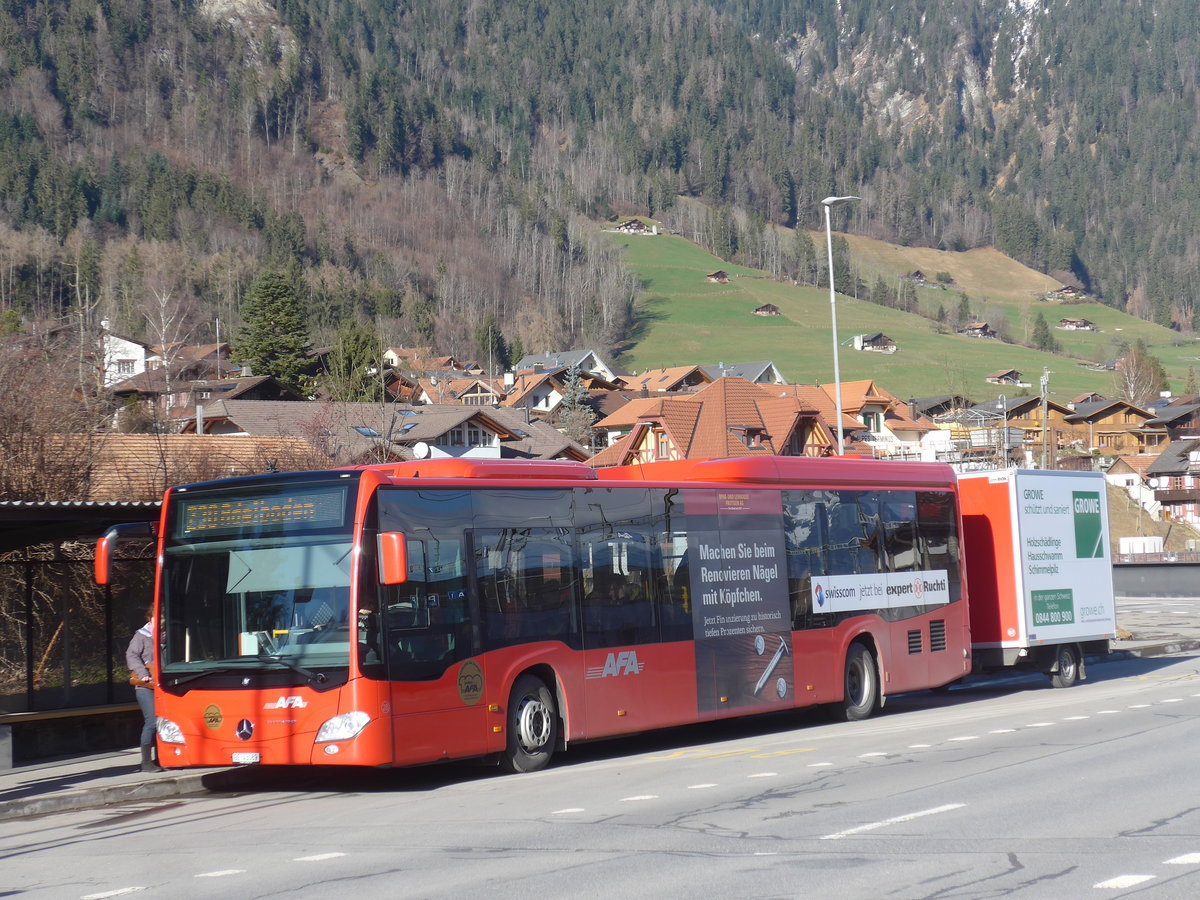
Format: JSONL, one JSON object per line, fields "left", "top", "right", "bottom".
{"left": 87, "top": 434, "right": 327, "bottom": 501}
{"left": 589, "top": 378, "right": 825, "bottom": 467}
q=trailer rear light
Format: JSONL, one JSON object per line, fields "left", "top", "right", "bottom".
{"left": 157, "top": 718, "right": 185, "bottom": 744}
{"left": 315, "top": 711, "right": 370, "bottom": 742}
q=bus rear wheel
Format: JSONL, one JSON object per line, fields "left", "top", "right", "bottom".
{"left": 838, "top": 644, "right": 880, "bottom": 721}
{"left": 501, "top": 674, "right": 557, "bottom": 773}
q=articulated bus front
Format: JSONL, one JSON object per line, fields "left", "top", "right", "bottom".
{"left": 152, "top": 471, "right": 391, "bottom": 768}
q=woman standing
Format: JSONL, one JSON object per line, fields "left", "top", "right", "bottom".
{"left": 126, "top": 605, "right": 162, "bottom": 773}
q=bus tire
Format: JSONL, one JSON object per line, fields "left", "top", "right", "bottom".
{"left": 501, "top": 674, "right": 557, "bottom": 773}
{"left": 839, "top": 643, "right": 880, "bottom": 721}
{"left": 1049, "top": 644, "right": 1080, "bottom": 689}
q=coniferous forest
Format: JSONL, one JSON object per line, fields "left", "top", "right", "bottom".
{"left": 3, "top": 0, "right": 1200, "bottom": 362}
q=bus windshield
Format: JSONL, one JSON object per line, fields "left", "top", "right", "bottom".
{"left": 159, "top": 477, "right": 358, "bottom": 682}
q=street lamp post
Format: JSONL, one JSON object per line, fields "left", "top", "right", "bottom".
{"left": 822, "top": 195, "right": 860, "bottom": 456}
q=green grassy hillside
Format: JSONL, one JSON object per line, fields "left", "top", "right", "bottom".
{"left": 614, "top": 229, "right": 1199, "bottom": 405}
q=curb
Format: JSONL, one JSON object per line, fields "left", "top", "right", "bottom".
{"left": 0, "top": 766, "right": 265, "bottom": 821}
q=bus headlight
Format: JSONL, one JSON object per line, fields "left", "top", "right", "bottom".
{"left": 315, "top": 711, "right": 370, "bottom": 743}
{"left": 157, "top": 717, "right": 185, "bottom": 744}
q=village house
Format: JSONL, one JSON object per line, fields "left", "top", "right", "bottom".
{"left": 700, "top": 360, "right": 786, "bottom": 385}
{"left": 1062, "top": 399, "right": 1165, "bottom": 455}
{"left": 176, "top": 399, "right": 587, "bottom": 464}
{"left": 622, "top": 365, "right": 713, "bottom": 394}
{"left": 588, "top": 378, "right": 839, "bottom": 467}
{"left": 100, "top": 327, "right": 150, "bottom": 387}
{"left": 705, "top": 270, "right": 730, "bottom": 284}
{"left": 817, "top": 379, "right": 940, "bottom": 459}
{"left": 1058, "top": 317, "right": 1095, "bottom": 331}
{"left": 753, "top": 303, "right": 780, "bottom": 316}
{"left": 513, "top": 349, "right": 626, "bottom": 384}
{"left": 614, "top": 219, "right": 655, "bottom": 234}
{"left": 958, "top": 321, "right": 997, "bottom": 339}
{"left": 852, "top": 333, "right": 897, "bottom": 353}
{"left": 1145, "top": 395, "right": 1200, "bottom": 442}
{"left": 1145, "top": 440, "right": 1200, "bottom": 526}
{"left": 985, "top": 369, "right": 1025, "bottom": 386}
{"left": 959, "top": 396, "right": 1076, "bottom": 464}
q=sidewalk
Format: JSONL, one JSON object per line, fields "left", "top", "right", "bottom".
{"left": 1, "top": 621, "right": 1197, "bottom": 821}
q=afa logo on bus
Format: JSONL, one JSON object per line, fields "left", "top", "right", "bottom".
{"left": 585, "top": 651, "right": 645, "bottom": 679}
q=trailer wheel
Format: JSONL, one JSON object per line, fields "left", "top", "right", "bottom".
{"left": 1049, "top": 644, "right": 1080, "bottom": 689}
{"left": 838, "top": 644, "right": 880, "bottom": 721}
{"left": 500, "top": 674, "right": 557, "bottom": 773}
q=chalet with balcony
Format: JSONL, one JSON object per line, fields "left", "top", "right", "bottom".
{"left": 1145, "top": 396, "right": 1200, "bottom": 441}
{"left": 1146, "top": 440, "right": 1200, "bottom": 525}
{"left": 1063, "top": 399, "right": 1165, "bottom": 455}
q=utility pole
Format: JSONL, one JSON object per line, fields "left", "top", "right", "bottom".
{"left": 1040, "top": 368, "right": 1050, "bottom": 469}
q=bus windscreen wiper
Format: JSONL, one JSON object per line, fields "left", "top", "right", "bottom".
{"left": 257, "top": 653, "right": 329, "bottom": 684}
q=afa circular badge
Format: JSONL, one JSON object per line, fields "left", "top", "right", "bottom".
{"left": 457, "top": 660, "right": 483, "bottom": 706}
{"left": 203, "top": 704, "right": 223, "bottom": 730}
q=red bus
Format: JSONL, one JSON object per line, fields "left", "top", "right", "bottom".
{"left": 96, "top": 456, "right": 970, "bottom": 772}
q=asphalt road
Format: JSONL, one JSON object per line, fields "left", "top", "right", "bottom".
{"left": 5, "top": 651, "right": 1200, "bottom": 898}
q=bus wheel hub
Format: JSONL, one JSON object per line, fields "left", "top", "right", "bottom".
{"left": 516, "top": 698, "right": 552, "bottom": 751}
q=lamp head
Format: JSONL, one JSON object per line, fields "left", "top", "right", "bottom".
{"left": 821, "top": 195, "right": 861, "bottom": 208}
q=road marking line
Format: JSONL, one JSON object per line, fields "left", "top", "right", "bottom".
{"left": 1094, "top": 875, "right": 1154, "bottom": 889}
{"left": 1162, "top": 698, "right": 1183, "bottom": 703}
{"left": 747, "top": 772, "right": 777, "bottom": 778}
{"left": 551, "top": 808, "right": 585, "bottom": 814}
{"left": 808, "top": 762, "right": 833, "bottom": 767}
{"left": 1165, "top": 853, "right": 1200, "bottom": 864}
{"left": 1128, "top": 704, "right": 1151, "bottom": 709}
{"left": 81, "top": 891, "right": 146, "bottom": 899}
{"left": 1097, "top": 710, "right": 1120, "bottom": 715}
{"left": 195, "top": 871, "right": 244, "bottom": 878}
{"left": 820, "top": 803, "right": 965, "bottom": 841}
{"left": 1026, "top": 722, "right": 1055, "bottom": 727}
{"left": 619, "top": 795, "right": 658, "bottom": 802}
{"left": 295, "top": 853, "right": 346, "bottom": 862}
{"left": 752, "top": 748, "right": 814, "bottom": 758}
{"left": 908, "top": 743, "right": 931, "bottom": 748}
{"left": 948, "top": 736, "right": 978, "bottom": 742}
{"left": 1065, "top": 715, "right": 1089, "bottom": 720}
{"left": 688, "top": 784, "right": 717, "bottom": 789}
{"left": 989, "top": 728, "right": 1016, "bottom": 734}
{"left": 858, "top": 752, "right": 888, "bottom": 758}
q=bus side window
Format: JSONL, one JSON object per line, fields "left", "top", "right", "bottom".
{"left": 783, "top": 492, "right": 827, "bottom": 630}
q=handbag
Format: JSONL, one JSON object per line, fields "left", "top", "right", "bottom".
{"left": 129, "top": 672, "right": 152, "bottom": 688}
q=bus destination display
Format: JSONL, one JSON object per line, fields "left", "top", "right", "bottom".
{"left": 176, "top": 486, "right": 348, "bottom": 537}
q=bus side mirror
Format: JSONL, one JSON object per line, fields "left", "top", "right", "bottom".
{"left": 378, "top": 532, "right": 409, "bottom": 585}
{"left": 95, "top": 522, "right": 157, "bottom": 585}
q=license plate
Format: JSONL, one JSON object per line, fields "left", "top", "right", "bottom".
{"left": 231, "top": 752, "right": 261, "bottom": 765}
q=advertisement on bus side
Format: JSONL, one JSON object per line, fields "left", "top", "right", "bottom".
{"left": 811, "top": 570, "right": 952, "bottom": 614}
{"left": 687, "top": 489, "right": 792, "bottom": 713}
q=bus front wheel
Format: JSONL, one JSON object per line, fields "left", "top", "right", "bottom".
{"left": 838, "top": 644, "right": 880, "bottom": 721}
{"left": 501, "top": 674, "right": 558, "bottom": 773}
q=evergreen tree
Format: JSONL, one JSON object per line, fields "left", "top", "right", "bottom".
{"left": 1186, "top": 366, "right": 1198, "bottom": 396}
{"left": 557, "top": 365, "right": 596, "bottom": 446}
{"left": 322, "top": 318, "right": 382, "bottom": 402}
{"left": 233, "top": 271, "right": 311, "bottom": 391}
{"left": 1031, "top": 312, "right": 1058, "bottom": 352}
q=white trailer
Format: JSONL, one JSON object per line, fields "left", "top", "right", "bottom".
{"left": 958, "top": 468, "right": 1116, "bottom": 687}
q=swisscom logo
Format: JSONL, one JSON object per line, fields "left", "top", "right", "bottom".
{"left": 1072, "top": 491, "right": 1104, "bottom": 558}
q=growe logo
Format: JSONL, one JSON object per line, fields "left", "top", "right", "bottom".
{"left": 585, "top": 651, "right": 645, "bottom": 679}
{"left": 263, "top": 696, "right": 308, "bottom": 710}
